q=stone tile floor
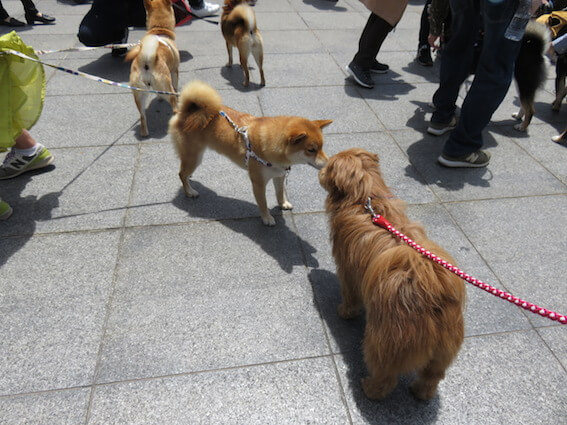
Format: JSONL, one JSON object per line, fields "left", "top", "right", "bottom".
{"left": 1, "top": 0, "right": 566, "bottom": 423}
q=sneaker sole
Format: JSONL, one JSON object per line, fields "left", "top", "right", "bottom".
{"left": 437, "top": 155, "right": 489, "bottom": 168}
{"left": 0, "top": 154, "right": 54, "bottom": 180}
{"left": 369, "top": 68, "right": 388, "bottom": 74}
{"left": 346, "top": 65, "right": 374, "bottom": 89}
{"left": 426, "top": 125, "right": 455, "bottom": 136}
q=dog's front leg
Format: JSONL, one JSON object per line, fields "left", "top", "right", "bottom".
{"left": 250, "top": 173, "right": 275, "bottom": 226}
{"left": 273, "top": 176, "right": 292, "bottom": 210}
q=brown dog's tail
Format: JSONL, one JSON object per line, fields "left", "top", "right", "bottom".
{"left": 224, "top": 4, "right": 256, "bottom": 34}
{"left": 176, "top": 80, "right": 222, "bottom": 132}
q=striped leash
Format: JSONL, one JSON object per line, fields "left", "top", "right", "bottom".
{"left": 364, "top": 198, "right": 567, "bottom": 324}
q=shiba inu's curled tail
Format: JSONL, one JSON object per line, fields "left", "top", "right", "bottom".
{"left": 176, "top": 80, "right": 222, "bottom": 132}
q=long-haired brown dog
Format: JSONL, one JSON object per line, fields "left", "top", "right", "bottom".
{"left": 221, "top": 0, "right": 265, "bottom": 87}
{"left": 126, "top": 0, "right": 180, "bottom": 137}
{"left": 319, "top": 148, "right": 465, "bottom": 400}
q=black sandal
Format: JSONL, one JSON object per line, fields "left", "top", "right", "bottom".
{"left": 0, "top": 17, "right": 26, "bottom": 27}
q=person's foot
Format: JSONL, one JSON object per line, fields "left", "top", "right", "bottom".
{"left": 346, "top": 61, "right": 374, "bottom": 88}
{"left": 427, "top": 116, "right": 457, "bottom": 136}
{"left": 369, "top": 59, "right": 389, "bottom": 74}
{"left": 0, "top": 17, "right": 25, "bottom": 27}
{"left": 0, "top": 200, "right": 12, "bottom": 220}
{"left": 417, "top": 45, "right": 433, "bottom": 66}
{"left": 438, "top": 150, "right": 491, "bottom": 168}
{"left": 191, "top": 1, "right": 220, "bottom": 18}
{"left": 25, "top": 12, "right": 56, "bottom": 25}
{"left": 0, "top": 145, "right": 54, "bottom": 180}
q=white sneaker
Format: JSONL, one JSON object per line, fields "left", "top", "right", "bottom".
{"left": 192, "top": 2, "right": 220, "bottom": 17}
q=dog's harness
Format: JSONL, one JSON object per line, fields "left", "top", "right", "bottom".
{"left": 364, "top": 197, "right": 566, "bottom": 324}
{"left": 219, "top": 110, "right": 273, "bottom": 168}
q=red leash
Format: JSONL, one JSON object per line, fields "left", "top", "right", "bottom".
{"left": 364, "top": 198, "right": 566, "bottom": 324}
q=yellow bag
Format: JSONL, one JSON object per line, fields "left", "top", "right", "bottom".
{"left": 537, "top": 11, "right": 567, "bottom": 39}
{"left": 0, "top": 31, "right": 45, "bottom": 151}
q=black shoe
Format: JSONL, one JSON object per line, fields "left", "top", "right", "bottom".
{"left": 369, "top": 60, "right": 389, "bottom": 74}
{"left": 417, "top": 45, "right": 433, "bottom": 67}
{"left": 0, "top": 17, "right": 25, "bottom": 27}
{"left": 346, "top": 61, "right": 374, "bottom": 88}
{"left": 25, "top": 12, "right": 56, "bottom": 25}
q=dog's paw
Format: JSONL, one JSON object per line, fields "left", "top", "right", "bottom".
{"left": 511, "top": 112, "right": 522, "bottom": 121}
{"left": 552, "top": 134, "right": 564, "bottom": 143}
{"left": 279, "top": 201, "right": 293, "bottom": 210}
{"left": 184, "top": 188, "right": 199, "bottom": 198}
{"left": 262, "top": 215, "right": 276, "bottom": 226}
{"left": 361, "top": 377, "right": 395, "bottom": 400}
{"left": 410, "top": 380, "right": 438, "bottom": 401}
{"left": 513, "top": 123, "right": 527, "bottom": 132}
{"left": 552, "top": 101, "right": 562, "bottom": 111}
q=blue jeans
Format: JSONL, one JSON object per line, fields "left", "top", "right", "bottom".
{"left": 432, "top": 0, "right": 522, "bottom": 157}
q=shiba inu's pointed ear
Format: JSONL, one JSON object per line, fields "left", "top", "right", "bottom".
{"left": 313, "top": 119, "right": 333, "bottom": 129}
{"left": 289, "top": 132, "right": 307, "bottom": 144}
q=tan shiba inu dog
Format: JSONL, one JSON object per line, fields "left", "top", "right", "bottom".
{"left": 221, "top": 0, "right": 265, "bottom": 87}
{"left": 169, "top": 80, "right": 331, "bottom": 225}
{"left": 126, "top": 0, "right": 180, "bottom": 136}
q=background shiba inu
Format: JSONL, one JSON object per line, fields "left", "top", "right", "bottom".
{"left": 126, "top": 0, "right": 180, "bottom": 137}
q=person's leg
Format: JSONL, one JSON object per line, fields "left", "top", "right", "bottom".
{"left": 417, "top": 0, "right": 433, "bottom": 66}
{"left": 352, "top": 13, "right": 393, "bottom": 69}
{"left": 431, "top": 0, "right": 480, "bottom": 125}
{"left": 442, "top": 0, "right": 521, "bottom": 158}
{"left": 20, "top": 0, "right": 38, "bottom": 15}
{"left": 0, "top": 130, "right": 54, "bottom": 180}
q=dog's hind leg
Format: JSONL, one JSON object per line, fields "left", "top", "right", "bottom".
{"left": 410, "top": 349, "right": 456, "bottom": 401}
{"left": 251, "top": 36, "right": 265, "bottom": 86}
{"left": 226, "top": 41, "right": 233, "bottom": 67}
{"left": 179, "top": 145, "right": 205, "bottom": 198}
{"left": 552, "top": 126, "right": 567, "bottom": 143}
{"left": 514, "top": 100, "right": 533, "bottom": 132}
{"left": 361, "top": 341, "right": 398, "bottom": 400}
{"left": 553, "top": 59, "right": 567, "bottom": 111}
{"left": 238, "top": 40, "right": 251, "bottom": 87}
{"left": 133, "top": 90, "right": 149, "bottom": 137}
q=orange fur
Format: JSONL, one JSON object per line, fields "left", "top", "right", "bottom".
{"left": 319, "top": 148, "right": 466, "bottom": 400}
{"left": 169, "top": 80, "right": 331, "bottom": 225}
{"left": 127, "top": 0, "right": 180, "bottom": 137}
{"left": 221, "top": 0, "right": 265, "bottom": 87}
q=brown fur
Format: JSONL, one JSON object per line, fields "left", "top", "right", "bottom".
{"left": 126, "top": 0, "right": 180, "bottom": 136}
{"left": 319, "top": 148, "right": 465, "bottom": 400}
{"left": 169, "top": 80, "right": 331, "bottom": 225}
{"left": 221, "top": 0, "right": 265, "bottom": 87}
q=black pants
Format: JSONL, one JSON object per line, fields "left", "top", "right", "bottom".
{"left": 352, "top": 13, "right": 393, "bottom": 68}
{"left": 418, "top": 0, "right": 432, "bottom": 49}
{"left": 0, "top": 0, "right": 38, "bottom": 20}
{"left": 77, "top": 0, "right": 205, "bottom": 47}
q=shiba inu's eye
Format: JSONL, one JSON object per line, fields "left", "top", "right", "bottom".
{"left": 307, "top": 148, "right": 317, "bottom": 154}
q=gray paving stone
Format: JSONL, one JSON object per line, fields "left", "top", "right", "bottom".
{"left": 89, "top": 358, "right": 348, "bottom": 425}
{"left": 446, "top": 196, "right": 567, "bottom": 327}
{"left": 538, "top": 326, "right": 567, "bottom": 369}
{"left": 394, "top": 128, "right": 567, "bottom": 202}
{"left": 0, "top": 389, "right": 90, "bottom": 425}
{"left": 261, "top": 29, "right": 326, "bottom": 54}
{"left": 97, "top": 220, "right": 327, "bottom": 382}
{"left": 255, "top": 12, "right": 309, "bottom": 31}
{"left": 35, "top": 93, "right": 139, "bottom": 148}
{"left": 0, "top": 231, "right": 121, "bottom": 394}
{"left": 258, "top": 86, "right": 385, "bottom": 134}
{"left": 0, "top": 145, "right": 137, "bottom": 236}
{"left": 336, "top": 330, "right": 567, "bottom": 424}
{"left": 299, "top": 11, "right": 366, "bottom": 30}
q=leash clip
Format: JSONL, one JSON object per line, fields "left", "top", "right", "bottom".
{"left": 364, "top": 197, "right": 376, "bottom": 217}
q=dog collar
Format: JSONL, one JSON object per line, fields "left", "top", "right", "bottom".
{"left": 219, "top": 110, "right": 273, "bottom": 168}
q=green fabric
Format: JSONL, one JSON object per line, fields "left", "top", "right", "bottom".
{"left": 0, "top": 31, "right": 45, "bottom": 151}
